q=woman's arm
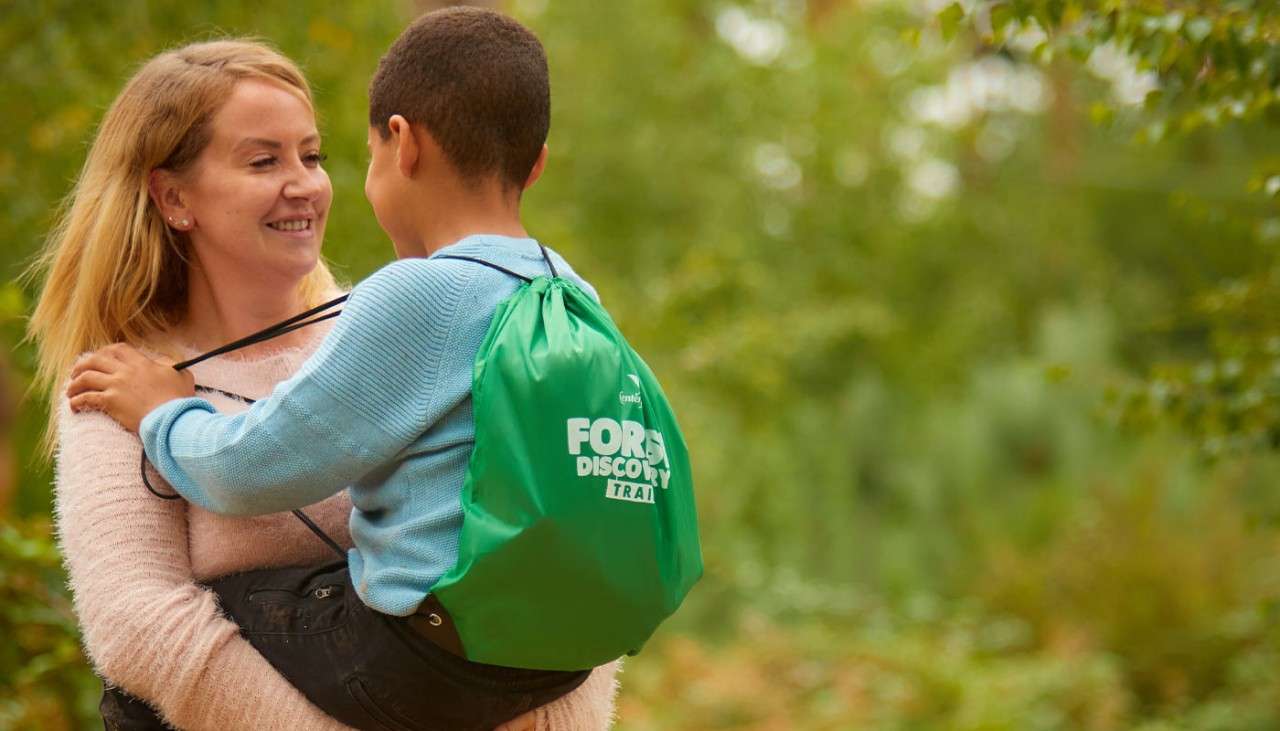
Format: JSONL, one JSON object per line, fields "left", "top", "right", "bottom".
{"left": 534, "top": 661, "right": 621, "bottom": 730}
{"left": 54, "top": 400, "right": 352, "bottom": 731}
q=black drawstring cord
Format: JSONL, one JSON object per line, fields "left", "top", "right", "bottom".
{"left": 141, "top": 454, "right": 182, "bottom": 500}
{"left": 433, "top": 255, "right": 533, "bottom": 283}
{"left": 435, "top": 242, "right": 560, "bottom": 282}
{"left": 141, "top": 386, "right": 347, "bottom": 561}
{"left": 291, "top": 508, "right": 348, "bottom": 559}
{"left": 140, "top": 384, "right": 253, "bottom": 501}
{"left": 538, "top": 243, "right": 559, "bottom": 277}
{"left": 140, "top": 294, "right": 349, "bottom": 559}
{"left": 173, "top": 294, "right": 348, "bottom": 370}
{"left": 140, "top": 245, "right": 557, "bottom": 556}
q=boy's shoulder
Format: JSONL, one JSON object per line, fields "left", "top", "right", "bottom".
{"left": 345, "top": 258, "right": 483, "bottom": 322}
{"left": 353, "top": 239, "right": 599, "bottom": 307}
{"left": 357, "top": 256, "right": 480, "bottom": 294}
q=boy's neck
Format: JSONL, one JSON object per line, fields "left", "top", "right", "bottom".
{"left": 406, "top": 181, "right": 530, "bottom": 257}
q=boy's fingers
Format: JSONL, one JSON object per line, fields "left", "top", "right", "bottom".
{"left": 102, "top": 345, "right": 145, "bottom": 363}
{"left": 106, "top": 343, "right": 149, "bottom": 365}
{"left": 69, "top": 356, "right": 92, "bottom": 379}
{"left": 71, "top": 352, "right": 121, "bottom": 379}
{"left": 68, "top": 391, "right": 105, "bottom": 414}
{"left": 66, "top": 371, "right": 113, "bottom": 398}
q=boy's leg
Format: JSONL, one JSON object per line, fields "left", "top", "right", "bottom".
{"left": 204, "top": 560, "right": 374, "bottom": 727}
{"left": 208, "top": 561, "right": 588, "bottom": 731}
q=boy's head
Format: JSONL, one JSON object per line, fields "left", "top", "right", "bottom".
{"left": 365, "top": 7, "right": 550, "bottom": 251}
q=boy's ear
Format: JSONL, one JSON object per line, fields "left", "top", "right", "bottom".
{"left": 523, "top": 144, "right": 549, "bottom": 190}
{"left": 387, "top": 114, "right": 420, "bottom": 177}
{"left": 147, "top": 169, "right": 194, "bottom": 232}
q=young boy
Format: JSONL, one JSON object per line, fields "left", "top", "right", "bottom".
{"left": 68, "top": 8, "right": 597, "bottom": 730}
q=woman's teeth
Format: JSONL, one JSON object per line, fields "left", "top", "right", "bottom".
{"left": 268, "top": 219, "right": 311, "bottom": 232}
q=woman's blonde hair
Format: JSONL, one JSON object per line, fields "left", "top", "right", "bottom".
{"left": 26, "top": 39, "right": 338, "bottom": 451}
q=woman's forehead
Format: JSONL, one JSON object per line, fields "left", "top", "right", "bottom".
{"left": 210, "top": 79, "right": 318, "bottom": 147}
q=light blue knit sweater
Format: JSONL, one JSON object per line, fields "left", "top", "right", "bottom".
{"left": 140, "top": 235, "right": 598, "bottom": 617}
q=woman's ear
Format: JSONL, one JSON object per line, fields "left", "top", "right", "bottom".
{"left": 388, "top": 114, "right": 420, "bottom": 177}
{"left": 147, "top": 169, "right": 194, "bottom": 232}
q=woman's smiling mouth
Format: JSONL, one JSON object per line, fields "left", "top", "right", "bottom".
{"left": 266, "top": 218, "right": 314, "bottom": 233}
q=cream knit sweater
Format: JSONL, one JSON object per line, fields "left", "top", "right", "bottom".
{"left": 54, "top": 327, "right": 619, "bottom": 730}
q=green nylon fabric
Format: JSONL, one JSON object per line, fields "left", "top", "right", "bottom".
{"left": 431, "top": 276, "right": 702, "bottom": 670}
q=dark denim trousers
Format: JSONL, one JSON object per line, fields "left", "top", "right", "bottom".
{"left": 101, "top": 561, "right": 589, "bottom": 731}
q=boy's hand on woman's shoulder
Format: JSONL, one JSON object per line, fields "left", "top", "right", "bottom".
{"left": 66, "top": 343, "right": 195, "bottom": 433}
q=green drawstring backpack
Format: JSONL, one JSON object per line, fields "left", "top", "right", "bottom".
{"left": 152, "top": 245, "right": 702, "bottom": 672}
{"left": 429, "top": 247, "right": 703, "bottom": 670}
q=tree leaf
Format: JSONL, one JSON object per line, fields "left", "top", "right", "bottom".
{"left": 991, "top": 3, "right": 1015, "bottom": 37}
{"left": 1186, "top": 16, "right": 1214, "bottom": 44}
{"left": 939, "top": 2, "right": 966, "bottom": 42}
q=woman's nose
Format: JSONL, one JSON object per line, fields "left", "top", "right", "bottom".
{"left": 283, "top": 164, "right": 325, "bottom": 201}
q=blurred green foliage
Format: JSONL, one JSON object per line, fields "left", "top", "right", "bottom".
{"left": 946, "top": 0, "right": 1280, "bottom": 457}
{"left": 0, "top": 520, "right": 98, "bottom": 729}
{"left": 6, "top": 0, "right": 1280, "bottom": 728}
{"left": 947, "top": 1, "right": 1280, "bottom": 134}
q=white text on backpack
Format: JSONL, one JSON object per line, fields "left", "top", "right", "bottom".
{"left": 566, "top": 418, "right": 671, "bottom": 503}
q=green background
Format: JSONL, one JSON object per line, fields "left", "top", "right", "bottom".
{"left": 5, "top": 0, "right": 1280, "bottom": 729}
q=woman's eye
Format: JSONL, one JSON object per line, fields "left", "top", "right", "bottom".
{"left": 304, "top": 152, "right": 329, "bottom": 166}
{"left": 249, "top": 156, "right": 277, "bottom": 169}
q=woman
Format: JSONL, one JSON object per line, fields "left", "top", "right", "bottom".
{"left": 28, "top": 39, "right": 618, "bottom": 730}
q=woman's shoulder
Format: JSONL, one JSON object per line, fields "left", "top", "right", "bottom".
{"left": 54, "top": 392, "right": 137, "bottom": 448}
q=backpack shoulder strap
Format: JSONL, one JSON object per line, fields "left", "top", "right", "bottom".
{"left": 539, "top": 243, "right": 559, "bottom": 277}
{"left": 434, "top": 255, "right": 535, "bottom": 283}
{"left": 436, "top": 242, "right": 559, "bottom": 281}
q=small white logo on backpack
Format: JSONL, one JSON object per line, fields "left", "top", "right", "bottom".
{"left": 619, "top": 373, "right": 643, "bottom": 405}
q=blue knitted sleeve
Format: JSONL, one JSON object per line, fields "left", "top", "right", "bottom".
{"left": 139, "top": 259, "right": 473, "bottom": 516}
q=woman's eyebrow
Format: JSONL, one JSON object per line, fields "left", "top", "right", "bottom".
{"left": 233, "top": 134, "right": 321, "bottom": 151}
{"left": 235, "top": 137, "right": 282, "bottom": 151}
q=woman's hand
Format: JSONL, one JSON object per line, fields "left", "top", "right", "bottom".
{"left": 66, "top": 343, "right": 195, "bottom": 433}
{"left": 494, "top": 709, "right": 537, "bottom": 731}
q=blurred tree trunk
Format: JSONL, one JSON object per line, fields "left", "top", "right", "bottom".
{"left": 807, "top": 0, "right": 848, "bottom": 27}
{"left": 1046, "top": 62, "right": 1077, "bottom": 183}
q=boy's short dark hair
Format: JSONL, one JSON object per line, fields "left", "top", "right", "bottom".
{"left": 369, "top": 7, "right": 550, "bottom": 191}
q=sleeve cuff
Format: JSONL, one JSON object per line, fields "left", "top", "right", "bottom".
{"left": 139, "top": 396, "right": 217, "bottom": 493}
{"left": 140, "top": 397, "right": 215, "bottom": 446}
